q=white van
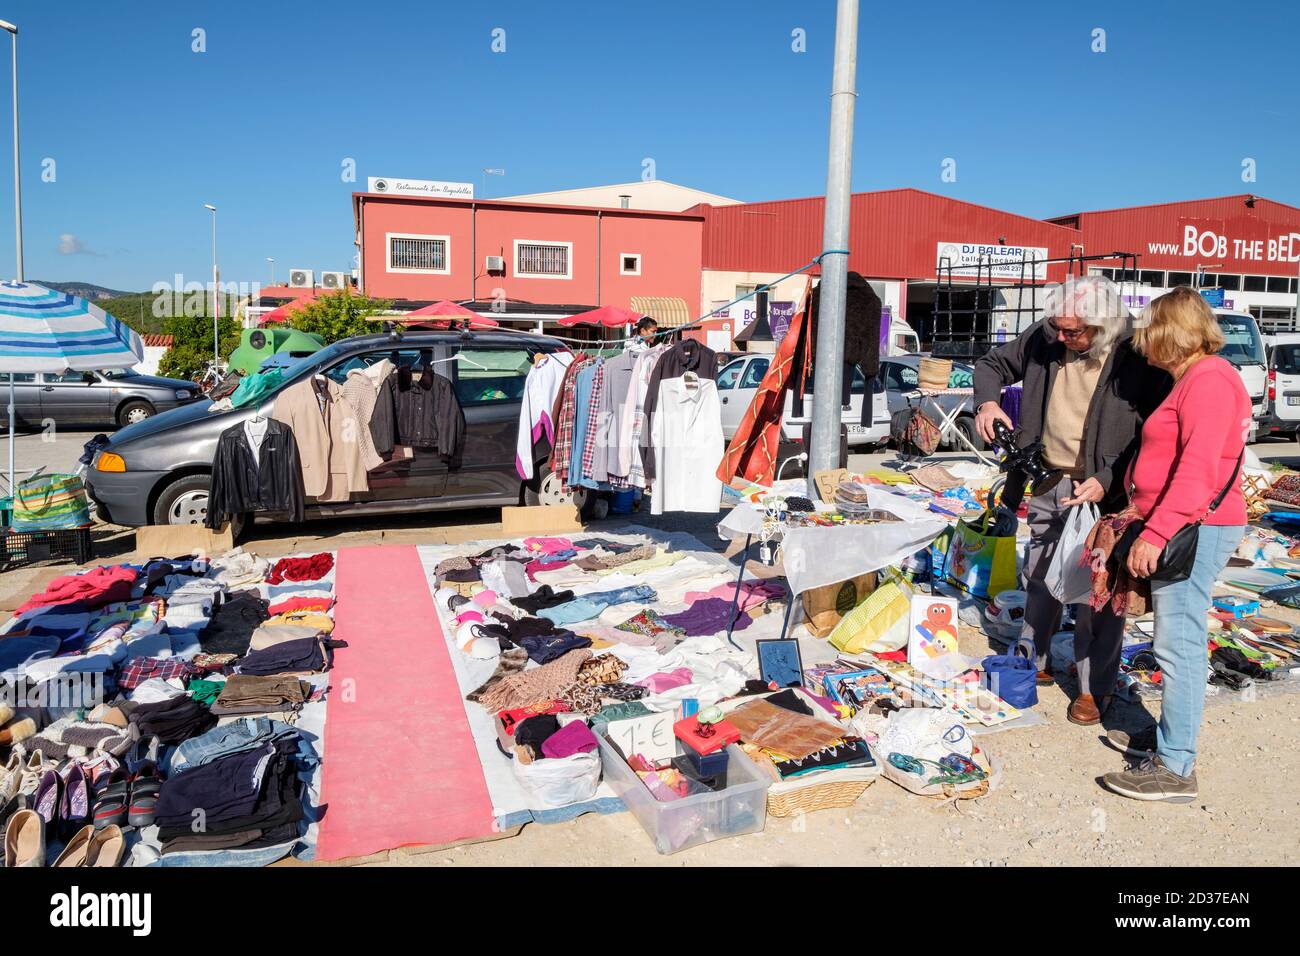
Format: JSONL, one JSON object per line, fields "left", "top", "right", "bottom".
{"left": 1212, "top": 309, "right": 1267, "bottom": 440}
{"left": 1263, "top": 332, "right": 1300, "bottom": 440}
{"left": 716, "top": 355, "right": 890, "bottom": 450}
{"left": 887, "top": 315, "right": 921, "bottom": 356}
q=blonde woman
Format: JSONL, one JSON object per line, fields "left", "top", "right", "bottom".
{"left": 1102, "top": 287, "right": 1250, "bottom": 804}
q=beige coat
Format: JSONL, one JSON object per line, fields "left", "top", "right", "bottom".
{"left": 270, "top": 376, "right": 379, "bottom": 502}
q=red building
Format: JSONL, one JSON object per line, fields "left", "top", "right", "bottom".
{"left": 351, "top": 192, "right": 704, "bottom": 334}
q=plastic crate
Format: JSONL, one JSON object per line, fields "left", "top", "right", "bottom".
{"left": 1, "top": 525, "right": 93, "bottom": 570}
{"left": 596, "top": 732, "right": 770, "bottom": 855}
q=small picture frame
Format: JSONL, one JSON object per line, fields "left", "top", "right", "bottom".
{"left": 756, "top": 638, "right": 804, "bottom": 689}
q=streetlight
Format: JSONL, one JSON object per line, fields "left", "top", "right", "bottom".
{"left": 1, "top": 20, "right": 20, "bottom": 494}
{"left": 267, "top": 257, "right": 275, "bottom": 287}
{"left": 203, "top": 203, "right": 219, "bottom": 366}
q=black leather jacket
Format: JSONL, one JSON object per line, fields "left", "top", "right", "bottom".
{"left": 206, "top": 418, "right": 306, "bottom": 529}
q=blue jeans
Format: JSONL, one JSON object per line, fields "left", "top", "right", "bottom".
{"left": 1149, "top": 523, "right": 1245, "bottom": 777}
{"left": 539, "top": 585, "right": 656, "bottom": 626}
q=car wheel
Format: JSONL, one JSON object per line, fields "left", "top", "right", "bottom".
{"left": 151, "top": 474, "right": 245, "bottom": 539}
{"left": 523, "top": 463, "right": 594, "bottom": 516}
{"left": 117, "top": 400, "right": 155, "bottom": 428}
{"left": 953, "top": 415, "right": 985, "bottom": 451}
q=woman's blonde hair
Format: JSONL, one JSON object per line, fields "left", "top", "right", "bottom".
{"left": 1134, "top": 286, "right": 1224, "bottom": 367}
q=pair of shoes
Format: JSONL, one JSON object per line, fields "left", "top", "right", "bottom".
{"left": 1067, "top": 693, "right": 1102, "bottom": 725}
{"left": 1102, "top": 755, "right": 1198, "bottom": 803}
{"left": 92, "top": 762, "right": 162, "bottom": 829}
{"left": 1105, "top": 726, "right": 1157, "bottom": 758}
{"left": 127, "top": 762, "right": 164, "bottom": 828}
{"left": 17, "top": 750, "right": 54, "bottom": 797}
{"left": 52, "top": 824, "right": 124, "bottom": 867}
{"left": 1035, "top": 669, "right": 1054, "bottom": 686}
{"left": 31, "top": 763, "right": 90, "bottom": 839}
{"left": 3, "top": 808, "right": 44, "bottom": 866}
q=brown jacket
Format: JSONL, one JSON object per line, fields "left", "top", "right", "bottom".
{"left": 270, "top": 376, "right": 379, "bottom": 502}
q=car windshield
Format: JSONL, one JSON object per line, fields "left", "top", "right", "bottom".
{"left": 1217, "top": 315, "right": 1265, "bottom": 367}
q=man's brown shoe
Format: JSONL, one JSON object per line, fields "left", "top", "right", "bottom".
{"left": 1035, "top": 669, "right": 1054, "bottom": 686}
{"left": 1067, "top": 693, "right": 1102, "bottom": 725}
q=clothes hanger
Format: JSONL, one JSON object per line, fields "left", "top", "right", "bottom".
{"left": 426, "top": 351, "right": 490, "bottom": 370}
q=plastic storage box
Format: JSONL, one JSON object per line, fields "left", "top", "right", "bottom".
{"left": 596, "top": 731, "right": 770, "bottom": 855}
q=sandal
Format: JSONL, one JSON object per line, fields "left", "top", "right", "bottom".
{"left": 91, "top": 769, "right": 130, "bottom": 830}
{"left": 127, "top": 761, "right": 164, "bottom": 828}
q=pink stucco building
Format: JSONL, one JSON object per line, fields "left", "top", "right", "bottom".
{"left": 351, "top": 192, "right": 704, "bottom": 331}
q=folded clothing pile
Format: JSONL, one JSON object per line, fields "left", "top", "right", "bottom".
{"left": 266, "top": 552, "right": 334, "bottom": 586}
{"left": 127, "top": 695, "right": 218, "bottom": 745}
{"left": 231, "top": 637, "right": 345, "bottom": 676}
{"left": 153, "top": 738, "right": 305, "bottom": 855}
{"left": 210, "top": 675, "right": 313, "bottom": 718}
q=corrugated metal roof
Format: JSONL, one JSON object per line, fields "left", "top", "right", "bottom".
{"left": 699, "top": 188, "right": 1081, "bottom": 282}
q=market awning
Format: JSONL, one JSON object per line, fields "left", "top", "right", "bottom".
{"left": 405, "top": 300, "right": 500, "bottom": 329}
{"left": 629, "top": 296, "right": 691, "bottom": 328}
{"left": 557, "top": 305, "right": 643, "bottom": 328}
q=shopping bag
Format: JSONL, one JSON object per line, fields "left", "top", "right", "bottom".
{"left": 891, "top": 406, "right": 942, "bottom": 457}
{"left": 980, "top": 637, "right": 1039, "bottom": 709}
{"left": 512, "top": 750, "right": 601, "bottom": 807}
{"left": 803, "top": 572, "right": 877, "bottom": 638}
{"left": 945, "top": 509, "right": 1018, "bottom": 600}
{"left": 828, "top": 579, "right": 912, "bottom": 653}
{"left": 1045, "top": 503, "right": 1098, "bottom": 604}
{"left": 10, "top": 472, "right": 91, "bottom": 532}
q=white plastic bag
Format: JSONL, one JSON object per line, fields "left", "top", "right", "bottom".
{"left": 511, "top": 751, "right": 601, "bottom": 807}
{"left": 1045, "top": 503, "right": 1098, "bottom": 604}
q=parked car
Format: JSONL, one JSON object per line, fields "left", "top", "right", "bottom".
{"left": 1262, "top": 332, "right": 1300, "bottom": 440}
{"left": 85, "top": 330, "right": 570, "bottom": 534}
{"left": 1213, "top": 309, "right": 1267, "bottom": 442}
{"left": 879, "top": 355, "right": 982, "bottom": 450}
{"left": 715, "top": 354, "right": 890, "bottom": 449}
{"left": 2, "top": 367, "right": 204, "bottom": 430}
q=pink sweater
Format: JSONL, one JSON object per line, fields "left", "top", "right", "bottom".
{"left": 1130, "top": 356, "right": 1250, "bottom": 547}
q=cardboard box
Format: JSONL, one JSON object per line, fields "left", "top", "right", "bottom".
{"left": 500, "top": 505, "right": 584, "bottom": 536}
{"left": 135, "top": 523, "right": 234, "bottom": 558}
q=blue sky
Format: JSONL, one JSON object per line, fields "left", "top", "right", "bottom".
{"left": 2, "top": 0, "right": 1297, "bottom": 291}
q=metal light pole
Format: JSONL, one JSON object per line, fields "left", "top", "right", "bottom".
{"left": 1, "top": 19, "right": 20, "bottom": 494}
{"left": 808, "top": 0, "right": 858, "bottom": 497}
{"left": 267, "top": 257, "right": 275, "bottom": 287}
{"left": 204, "top": 203, "right": 219, "bottom": 366}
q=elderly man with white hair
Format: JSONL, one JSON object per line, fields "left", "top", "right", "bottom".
{"left": 973, "top": 276, "right": 1171, "bottom": 726}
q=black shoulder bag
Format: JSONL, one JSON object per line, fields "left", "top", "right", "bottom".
{"left": 1114, "top": 450, "right": 1243, "bottom": 583}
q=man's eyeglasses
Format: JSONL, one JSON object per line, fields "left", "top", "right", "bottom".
{"left": 1048, "top": 320, "right": 1088, "bottom": 341}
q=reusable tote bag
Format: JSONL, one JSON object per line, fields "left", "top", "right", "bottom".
{"left": 11, "top": 473, "right": 91, "bottom": 532}
{"left": 945, "top": 509, "right": 1018, "bottom": 600}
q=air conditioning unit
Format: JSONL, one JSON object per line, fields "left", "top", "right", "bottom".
{"left": 288, "top": 269, "right": 314, "bottom": 289}
{"left": 319, "top": 271, "right": 347, "bottom": 291}
{"left": 485, "top": 255, "right": 505, "bottom": 274}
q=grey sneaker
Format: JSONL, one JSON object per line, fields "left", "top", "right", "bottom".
{"left": 1102, "top": 756, "right": 1197, "bottom": 804}
{"left": 1105, "top": 727, "right": 1157, "bottom": 757}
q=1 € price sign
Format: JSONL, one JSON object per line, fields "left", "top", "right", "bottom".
{"left": 605, "top": 712, "right": 675, "bottom": 763}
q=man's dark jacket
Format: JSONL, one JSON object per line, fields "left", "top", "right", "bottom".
{"left": 206, "top": 418, "right": 306, "bottom": 529}
{"left": 973, "top": 320, "right": 1172, "bottom": 511}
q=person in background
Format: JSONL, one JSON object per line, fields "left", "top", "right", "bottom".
{"left": 1102, "top": 288, "right": 1249, "bottom": 804}
{"left": 973, "top": 276, "right": 1170, "bottom": 726}
{"left": 626, "top": 316, "right": 659, "bottom": 352}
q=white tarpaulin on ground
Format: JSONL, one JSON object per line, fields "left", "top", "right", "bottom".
{"left": 718, "top": 487, "right": 949, "bottom": 596}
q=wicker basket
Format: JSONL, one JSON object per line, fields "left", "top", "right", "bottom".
{"left": 767, "top": 776, "right": 875, "bottom": 817}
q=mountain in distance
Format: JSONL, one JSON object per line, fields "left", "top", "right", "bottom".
{"left": 34, "top": 280, "right": 134, "bottom": 301}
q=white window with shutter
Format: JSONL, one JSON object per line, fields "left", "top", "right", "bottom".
{"left": 514, "top": 240, "right": 572, "bottom": 279}
{"left": 386, "top": 233, "right": 451, "bottom": 274}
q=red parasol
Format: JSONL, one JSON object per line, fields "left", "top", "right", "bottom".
{"left": 557, "top": 305, "right": 643, "bottom": 328}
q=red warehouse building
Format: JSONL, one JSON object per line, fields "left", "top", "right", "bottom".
{"left": 690, "top": 188, "right": 1086, "bottom": 349}
{"left": 1049, "top": 194, "right": 1300, "bottom": 328}
{"left": 351, "top": 192, "right": 704, "bottom": 333}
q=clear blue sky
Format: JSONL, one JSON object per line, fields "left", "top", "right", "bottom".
{"left": 2, "top": 0, "right": 1297, "bottom": 292}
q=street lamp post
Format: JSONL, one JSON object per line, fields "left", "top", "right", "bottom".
{"left": 1, "top": 20, "right": 20, "bottom": 493}
{"left": 204, "top": 203, "right": 218, "bottom": 366}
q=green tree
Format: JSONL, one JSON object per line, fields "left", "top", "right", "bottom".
{"left": 158, "top": 316, "right": 240, "bottom": 381}
{"left": 277, "top": 289, "right": 393, "bottom": 343}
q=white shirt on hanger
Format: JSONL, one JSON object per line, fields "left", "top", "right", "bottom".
{"left": 244, "top": 417, "right": 270, "bottom": 468}
{"left": 649, "top": 372, "right": 724, "bottom": 515}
